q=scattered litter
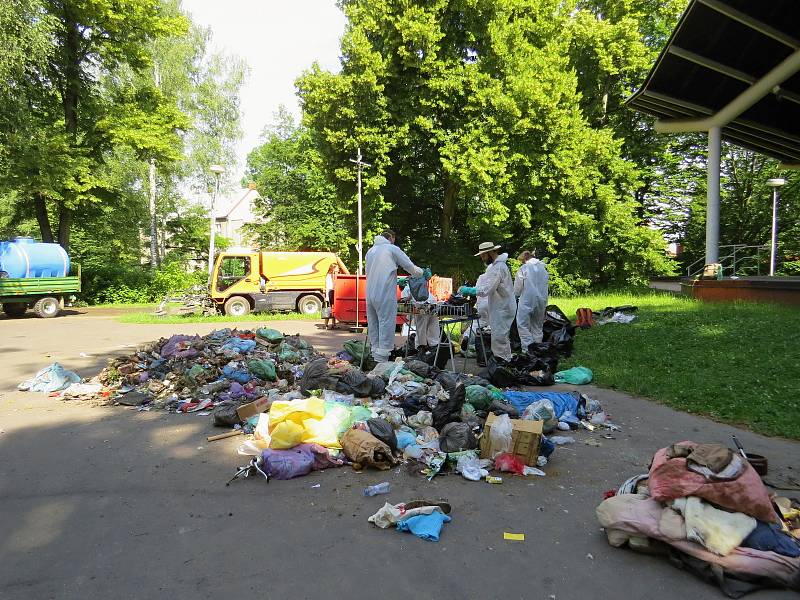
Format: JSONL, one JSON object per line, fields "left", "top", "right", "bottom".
{"left": 504, "top": 532, "right": 525, "bottom": 541}
{"left": 311, "top": 483, "right": 321, "bottom": 489}
{"left": 549, "top": 436, "right": 575, "bottom": 445}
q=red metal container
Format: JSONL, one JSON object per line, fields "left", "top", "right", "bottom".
{"left": 332, "top": 275, "right": 404, "bottom": 326}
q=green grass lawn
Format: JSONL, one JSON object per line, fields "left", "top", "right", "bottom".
{"left": 553, "top": 292, "right": 800, "bottom": 439}
{"left": 117, "top": 310, "right": 320, "bottom": 324}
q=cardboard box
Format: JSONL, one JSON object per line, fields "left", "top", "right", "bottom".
{"left": 236, "top": 396, "right": 272, "bottom": 421}
{"left": 480, "top": 413, "right": 543, "bottom": 466}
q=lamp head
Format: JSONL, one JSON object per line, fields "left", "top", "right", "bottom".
{"left": 766, "top": 178, "right": 786, "bottom": 188}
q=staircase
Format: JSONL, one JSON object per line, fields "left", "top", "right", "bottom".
{"left": 686, "top": 244, "right": 770, "bottom": 278}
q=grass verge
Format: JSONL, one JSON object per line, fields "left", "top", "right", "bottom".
{"left": 553, "top": 291, "right": 800, "bottom": 439}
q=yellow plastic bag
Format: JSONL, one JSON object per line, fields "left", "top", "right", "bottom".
{"left": 301, "top": 417, "right": 342, "bottom": 449}
{"left": 269, "top": 420, "right": 304, "bottom": 449}
{"left": 269, "top": 397, "right": 325, "bottom": 429}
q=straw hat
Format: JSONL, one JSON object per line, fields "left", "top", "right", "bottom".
{"left": 474, "top": 241, "right": 501, "bottom": 256}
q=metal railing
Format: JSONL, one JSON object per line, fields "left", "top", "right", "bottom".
{"left": 686, "top": 244, "right": 770, "bottom": 278}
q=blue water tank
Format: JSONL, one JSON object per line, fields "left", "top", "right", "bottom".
{"left": 0, "top": 237, "right": 71, "bottom": 278}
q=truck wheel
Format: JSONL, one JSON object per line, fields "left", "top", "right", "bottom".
{"left": 2, "top": 302, "right": 27, "bottom": 318}
{"left": 224, "top": 296, "right": 251, "bottom": 317}
{"left": 33, "top": 296, "right": 60, "bottom": 318}
{"left": 297, "top": 294, "right": 323, "bottom": 315}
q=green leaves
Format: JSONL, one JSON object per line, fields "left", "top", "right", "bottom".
{"left": 293, "top": 0, "right": 676, "bottom": 288}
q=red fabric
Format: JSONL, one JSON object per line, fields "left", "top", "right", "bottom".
{"left": 649, "top": 441, "right": 778, "bottom": 523}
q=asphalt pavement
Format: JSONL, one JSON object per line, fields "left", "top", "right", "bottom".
{"left": 1, "top": 310, "right": 797, "bottom": 599}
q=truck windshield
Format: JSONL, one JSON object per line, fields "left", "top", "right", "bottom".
{"left": 217, "top": 256, "right": 250, "bottom": 292}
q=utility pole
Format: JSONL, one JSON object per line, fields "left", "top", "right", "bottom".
{"left": 349, "top": 148, "right": 371, "bottom": 332}
{"left": 349, "top": 148, "right": 371, "bottom": 275}
{"left": 208, "top": 165, "right": 225, "bottom": 282}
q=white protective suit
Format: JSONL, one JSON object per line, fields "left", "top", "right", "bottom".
{"left": 400, "top": 284, "right": 440, "bottom": 348}
{"left": 476, "top": 253, "right": 516, "bottom": 361}
{"left": 514, "top": 257, "right": 549, "bottom": 350}
{"left": 365, "top": 236, "right": 422, "bottom": 361}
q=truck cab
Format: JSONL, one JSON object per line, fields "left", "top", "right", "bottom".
{"left": 211, "top": 250, "right": 348, "bottom": 316}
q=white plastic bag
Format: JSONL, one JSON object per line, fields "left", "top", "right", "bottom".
{"left": 521, "top": 399, "right": 558, "bottom": 433}
{"left": 456, "top": 454, "right": 489, "bottom": 481}
{"left": 489, "top": 413, "right": 513, "bottom": 457}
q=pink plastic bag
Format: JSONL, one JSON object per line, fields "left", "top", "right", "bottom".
{"left": 495, "top": 452, "right": 525, "bottom": 475}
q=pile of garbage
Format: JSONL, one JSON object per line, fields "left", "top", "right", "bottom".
{"left": 597, "top": 442, "right": 800, "bottom": 596}
{"left": 21, "top": 319, "right": 613, "bottom": 489}
{"left": 50, "top": 327, "right": 319, "bottom": 423}
{"left": 229, "top": 333, "right": 612, "bottom": 485}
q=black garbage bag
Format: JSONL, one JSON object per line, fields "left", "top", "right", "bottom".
{"left": 398, "top": 393, "right": 429, "bottom": 417}
{"left": 481, "top": 356, "right": 518, "bottom": 388}
{"left": 367, "top": 418, "right": 398, "bottom": 452}
{"left": 481, "top": 356, "right": 555, "bottom": 388}
{"left": 487, "top": 399, "right": 519, "bottom": 418}
{"left": 336, "top": 369, "right": 386, "bottom": 398}
{"left": 432, "top": 373, "right": 465, "bottom": 430}
{"left": 405, "top": 359, "right": 435, "bottom": 379}
{"left": 474, "top": 328, "right": 492, "bottom": 367}
{"left": 455, "top": 373, "right": 492, "bottom": 388}
{"left": 300, "top": 358, "right": 341, "bottom": 396}
{"left": 438, "top": 422, "right": 477, "bottom": 453}
{"left": 212, "top": 402, "right": 242, "bottom": 427}
{"left": 542, "top": 305, "right": 576, "bottom": 357}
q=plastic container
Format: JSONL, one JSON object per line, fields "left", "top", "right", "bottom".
{"left": 0, "top": 237, "right": 70, "bottom": 278}
{"left": 332, "top": 274, "right": 404, "bottom": 326}
{"left": 363, "top": 482, "right": 391, "bottom": 497}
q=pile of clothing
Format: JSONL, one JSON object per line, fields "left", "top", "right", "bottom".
{"left": 597, "top": 441, "right": 800, "bottom": 597}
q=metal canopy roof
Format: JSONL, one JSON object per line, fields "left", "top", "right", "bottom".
{"left": 627, "top": 0, "right": 800, "bottom": 163}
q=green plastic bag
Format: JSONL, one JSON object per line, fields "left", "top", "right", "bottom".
{"left": 277, "top": 342, "right": 301, "bottom": 363}
{"left": 256, "top": 328, "right": 284, "bottom": 344}
{"left": 487, "top": 385, "right": 505, "bottom": 402}
{"left": 554, "top": 366, "right": 593, "bottom": 385}
{"left": 343, "top": 339, "right": 375, "bottom": 370}
{"left": 186, "top": 364, "right": 205, "bottom": 381}
{"left": 465, "top": 385, "right": 494, "bottom": 410}
{"left": 248, "top": 359, "right": 277, "bottom": 381}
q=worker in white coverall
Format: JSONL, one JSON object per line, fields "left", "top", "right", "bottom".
{"left": 514, "top": 250, "right": 549, "bottom": 351}
{"left": 365, "top": 230, "right": 423, "bottom": 362}
{"left": 474, "top": 242, "right": 516, "bottom": 363}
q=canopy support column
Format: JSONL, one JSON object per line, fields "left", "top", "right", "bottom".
{"left": 706, "top": 126, "right": 722, "bottom": 265}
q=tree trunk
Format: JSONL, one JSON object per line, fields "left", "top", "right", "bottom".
{"left": 441, "top": 177, "right": 458, "bottom": 240}
{"left": 57, "top": 204, "right": 72, "bottom": 252}
{"left": 33, "top": 194, "right": 54, "bottom": 243}
{"left": 57, "top": 8, "right": 81, "bottom": 253}
{"left": 148, "top": 158, "right": 160, "bottom": 269}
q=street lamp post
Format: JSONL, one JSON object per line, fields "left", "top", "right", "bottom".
{"left": 208, "top": 164, "right": 225, "bottom": 281}
{"left": 766, "top": 178, "right": 785, "bottom": 277}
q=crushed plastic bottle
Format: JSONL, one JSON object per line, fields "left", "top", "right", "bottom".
{"left": 363, "top": 482, "right": 391, "bottom": 497}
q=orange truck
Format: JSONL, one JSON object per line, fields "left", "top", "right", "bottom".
{"left": 210, "top": 251, "right": 349, "bottom": 316}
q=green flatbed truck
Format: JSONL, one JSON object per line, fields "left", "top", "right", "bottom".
{"left": 0, "top": 265, "right": 81, "bottom": 318}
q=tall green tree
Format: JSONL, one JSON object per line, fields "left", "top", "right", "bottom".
{"left": 297, "top": 0, "right": 674, "bottom": 290}
{"left": 245, "top": 108, "right": 351, "bottom": 255}
{"left": 0, "top": 0, "right": 186, "bottom": 251}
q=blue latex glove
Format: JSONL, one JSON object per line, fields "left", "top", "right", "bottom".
{"left": 459, "top": 286, "right": 477, "bottom": 297}
{"left": 423, "top": 267, "right": 433, "bottom": 280}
